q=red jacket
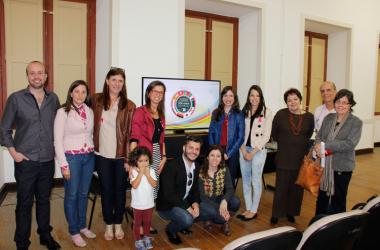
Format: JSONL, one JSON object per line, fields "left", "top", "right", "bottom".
{"left": 130, "top": 105, "right": 165, "bottom": 154}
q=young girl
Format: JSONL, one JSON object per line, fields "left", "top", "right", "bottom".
{"left": 129, "top": 147, "right": 157, "bottom": 250}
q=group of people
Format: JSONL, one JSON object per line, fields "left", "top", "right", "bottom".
{"left": 0, "top": 60, "right": 363, "bottom": 250}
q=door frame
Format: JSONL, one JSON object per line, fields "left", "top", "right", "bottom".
{"left": 304, "top": 31, "right": 328, "bottom": 111}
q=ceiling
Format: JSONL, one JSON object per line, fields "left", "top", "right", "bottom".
{"left": 185, "top": 0, "right": 258, "bottom": 18}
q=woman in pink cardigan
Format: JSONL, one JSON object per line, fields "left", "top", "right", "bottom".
{"left": 54, "top": 80, "right": 95, "bottom": 247}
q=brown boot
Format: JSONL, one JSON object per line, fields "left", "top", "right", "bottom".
{"left": 221, "top": 222, "right": 231, "bottom": 236}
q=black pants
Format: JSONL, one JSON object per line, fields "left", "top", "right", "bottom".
{"left": 14, "top": 160, "right": 55, "bottom": 249}
{"left": 315, "top": 171, "right": 352, "bottom": 215}
{"left": 96, "top": 155, "right": 127, "bottom": 225}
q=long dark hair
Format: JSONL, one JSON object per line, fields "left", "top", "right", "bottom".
{"left": 128, "top": 146, "right": 152, "bottom": 167}
{"left": 214, "top": 86, "right": 240, "bottom": 121}
{"left": 242, "top": 85, "right": 267, "bottom": 119}
{"left": 145, "top": 80, "right": 166, "bottom": 118}
{"left": 63, "top": 80, "right": 91, "bottom": 113}
{"left": 200, "top": 145, "right": 226, "bottom": 179}
{"left": 102, "top": 67, "right": 128, "bottom": 111}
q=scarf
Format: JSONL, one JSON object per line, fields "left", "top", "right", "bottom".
{"left": 320, "top": 113, "right": 349, "bottom": 197}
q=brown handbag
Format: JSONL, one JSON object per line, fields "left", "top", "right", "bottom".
{"left": 295, "top": 151, "right": 323, "bottom": 197}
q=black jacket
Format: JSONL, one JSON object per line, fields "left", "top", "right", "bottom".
{"left": 156, "top": 156, "right": 201, "bottom": 211}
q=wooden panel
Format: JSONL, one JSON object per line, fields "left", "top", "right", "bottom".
{"left": 375, "top": 48, "right": 380, "bottom": 114}
{"left": 303, "top": 35, "right": 309, "bottom": 108}
{"left": 53, "top": 0, "right": 87, "bottom": 102}
{"left": 308, "top": 37, "right": 325, "bottom": 112}
{"left": 184, "top": 17, "right": 206, "bottom": 80}
{"left": 4, "top": 0, "right": 43, "bottom": 96}
{"left": 211, "top": 20, "right": 234, "bottom": 89}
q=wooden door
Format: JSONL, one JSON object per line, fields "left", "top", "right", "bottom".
{"left": 4, "top": 0, "right": 43, "bottom": 96}
{"left": 184, "top": 10, "right": 238, "bottom": 90}
{"left": 211, "top": 20, "right": 234, "bottom": 89}
{"left": 184, "top": 16, "right": 206, "bottom": 80}
{"left": 53, "top": 0, "right": 87, "bottom": 102}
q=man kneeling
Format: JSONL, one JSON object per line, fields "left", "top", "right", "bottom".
{"left": 156, "top": 136, "right": 202, "bottom": 245}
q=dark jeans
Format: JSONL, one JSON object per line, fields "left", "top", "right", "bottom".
{"left": 316, "top": 171, "right": 352, "bottom": 215}
{"left": 199, "top": 195, "right": 240, "bottom": 224}
{"left": 157, "top": 207, "right": 195, "bottom": 234}
{"left": 96, "top": 155, "right": 127, "bottom": 225}
{"left": 14, "top": 160, "right": 55, "bottom": 249}
{"left": 227, "top": 152, "right": 240, "bottom": 189}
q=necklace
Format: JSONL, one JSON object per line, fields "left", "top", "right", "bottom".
{"left": 288, "top": 110, "right": 303, "bottom": 135}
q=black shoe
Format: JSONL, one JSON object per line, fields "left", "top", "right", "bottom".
{"left": 40, "top": 236, "right": 61, "bottom": 250}
{"left": 165, "top": 229, "right": 182, "bottom": 245}
{"left": 236, "top": 214, "right": 245, "bottom": 220}
{"left": 180, "top": 228, "right": 192, "bottom": 235}
{"left": 270, "top": 217, "right": 278, "bottom": 225}
{"left": 241, "top": 213, "right": 258, "bottom": 221}
{"left": 287, "top": 215, "right": 295, "bottom": 223}
{"left": 150, "top": 227, "right": 158, "bottom": 234}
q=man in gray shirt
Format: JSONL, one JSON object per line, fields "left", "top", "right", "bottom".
{"left": 0, "top": 61, "right": 61, "bottom": 250}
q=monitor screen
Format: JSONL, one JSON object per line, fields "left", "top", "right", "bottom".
{"left": 142, "top": 77, "right": 220, "bottom": 130}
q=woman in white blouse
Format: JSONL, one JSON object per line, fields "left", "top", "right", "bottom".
{"left": 238, "top": 85, "right": 273, "bottom": 221}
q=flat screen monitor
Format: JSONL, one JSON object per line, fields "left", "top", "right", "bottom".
{"left": 142, "top": 77, "right": 220, "bottom": 130}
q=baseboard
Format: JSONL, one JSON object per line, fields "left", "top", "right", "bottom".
{"left": 355, "top": 148, "right": 374, "bottom": 155}
{"left": 0, "top": 178, "right": 64, "bottom": 206}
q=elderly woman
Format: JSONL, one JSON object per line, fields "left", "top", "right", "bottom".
{"left": 270, "top": 88, "right": 314, "bottom": 224}
{"left": 314, "top": 89, "right": 362, "bottom": 215}
{"left": 208, "top": 86, "right": 245, "bottom": 189}
{"left": 198, "top": 145, "right": 240, "bottom": 236}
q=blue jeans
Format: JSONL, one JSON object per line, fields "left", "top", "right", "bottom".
{"left": 157, "top": 207, "right": 194, "bottom": 234}
{"left": 64, "top": 153, "right": 95, "bottom": 235}
{"left": 239, "top": 149, "right": 267, "bottom": 213}
{"left": 199, "top": 195, "right": 240, "bottom": 224}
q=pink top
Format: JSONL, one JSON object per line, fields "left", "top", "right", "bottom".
{"left": 54, "top": 104, "right": 94, "bottom": 169}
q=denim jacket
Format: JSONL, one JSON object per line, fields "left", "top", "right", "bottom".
{"left": 208, "top": 110, "right": 245, "bottom": 158}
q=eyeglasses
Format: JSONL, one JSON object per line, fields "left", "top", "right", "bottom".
{"left": 187, "top": 172, "right": 193, "bottom": 186}
{"left": 151, "top": 89, "right": 164, "bottom": 95}
{"left": 335, "top": 100, "right": 350, "bottom": 106}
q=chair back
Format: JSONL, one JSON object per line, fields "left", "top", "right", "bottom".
{"left": 223, "top": 226, "right": 302, "bottom": 250}
{"left": 297, "top": 210, "right": 369, "bottom": 250}
{"left": 353, "top": 196, "right": 380, "bottom": 250}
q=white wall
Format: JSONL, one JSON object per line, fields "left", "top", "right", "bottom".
{"left": 95, "top": 0, "right": 112, "bottom": 92}
{"left": 111, "top": 0, "right": 185, "bottom": 105}
{"left": 327, "top": 30, "right": 350, "bottom": 90}
{"left": 237, "top": 9, "right": 261, "bottom": 103}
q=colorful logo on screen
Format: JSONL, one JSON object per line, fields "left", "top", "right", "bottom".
{"left": 171, "top": 90, "right": 196, "bottom": 118}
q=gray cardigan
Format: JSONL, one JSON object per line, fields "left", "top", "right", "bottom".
{"left": 315, "top": 113, "right": 362, "bottom": 172}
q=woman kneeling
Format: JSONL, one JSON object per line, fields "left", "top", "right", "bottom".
{"left": 198, "top": 145, "right": 240, "bottom": 236}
